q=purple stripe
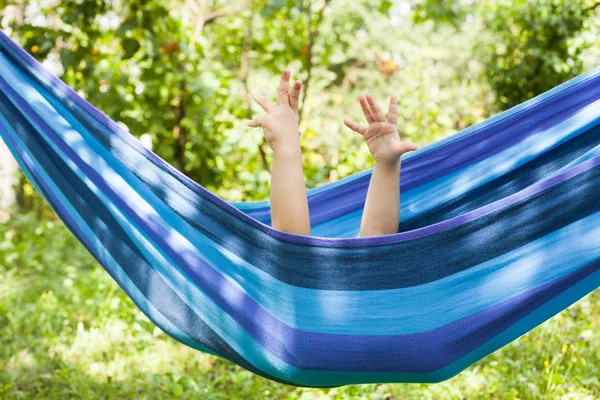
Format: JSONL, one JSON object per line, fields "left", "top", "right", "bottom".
{"left": 4, "top": 75, "right": 600, "bottom": 373}
{"left": 2, "top": 31, "right": 600, "bottom": 247}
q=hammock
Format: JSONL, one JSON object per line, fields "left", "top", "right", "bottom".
{"left": 1, "top": 30, "right": 600, "bottom": 387}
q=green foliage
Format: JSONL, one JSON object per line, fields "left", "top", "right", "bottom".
{"left": 1, "top": 213, "right": 599, "bottom": 398}
{"left": 3, "top": 0, "right": 227, "bottom": 187}
{"left": 2, "top": 1, "right": 600, "bottom": 395}
{"left": 414, "top": 0, "right": 600, "bottom": 110}
{"left": 413, "top": 0, "right": 471, "bottom": 27}
{"left": 1, "top": 0, "right": 599, "bottom": 201}
{"left": 479, "top": 0, "right": 599, "bottom": 109}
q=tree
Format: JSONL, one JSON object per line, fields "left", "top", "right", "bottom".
{"left": 1, "top": 0, "right": 492, "bottom": 203}
{"left": 414, "top": 0, "right": 600, "bottom": 109}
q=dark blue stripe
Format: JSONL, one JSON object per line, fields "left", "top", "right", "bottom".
{"left": 120, "top": 145, "right": 600, "bottom": 292}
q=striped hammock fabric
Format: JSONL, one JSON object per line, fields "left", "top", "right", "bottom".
{"left": 1, "top": 29, "right": 600, "bottom": 387}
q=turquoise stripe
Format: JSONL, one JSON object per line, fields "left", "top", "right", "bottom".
{"left": 182, "top": 211, "right": 600, "bottom": 335}
{"left": 428, "top": 267, "right": 600, "bottom": 383}
{"left": 310, "top": 208, "right": 363, "bottom": 237}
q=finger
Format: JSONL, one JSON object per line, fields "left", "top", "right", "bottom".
{"left": 289, "top": 80, "right": 302, "bottom": 112}
{"left": 393, "top": 141, "right": 418, "bottom": 156}
{"left": 387, "top": 94, "right": 398, "bottom": 126}
{"left": 359, "top": 95, "right": 375, "bottom": 124}
{"left": 251, "top": 91, "right": 274, "bottom": 113}
{"left": 246, "top": 116, "right": 264, "bottom": 128}
{"left": 366, "top": 94, "right": 385, "bottom": 122}
{"left": 276, "top": 70, "right": 291, "bottom": 106}
{"left": 343, "top": 119, "right": 367, "bottom": 135}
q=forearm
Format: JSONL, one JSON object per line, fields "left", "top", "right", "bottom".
{"left": 360, "top": 160, "right": 400, "bottom": 237}
{"left": 270, "top": 146, "right": 311, "bottom": 235}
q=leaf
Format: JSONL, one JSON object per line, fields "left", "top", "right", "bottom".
{"left": 116, "top": 17, "right": 138, "bottom": 35}
{"left": 121, "top": 38, "right": 140, "bottom": 59}
{"left": 377, "top": 0, "right": 393, "bottom": 14}
{"left": 260, "top": 0, "right": 288, "bottom": 18}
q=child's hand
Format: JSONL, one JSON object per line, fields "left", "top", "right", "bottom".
{"left": 247, "top": 70, "right": 303, "bottom": 153}
{"left": 344, "top": 94, "right": 417, "bottom": 165}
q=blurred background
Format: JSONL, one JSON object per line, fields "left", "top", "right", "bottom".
{"left": 0, "top": 0, "right": 599, "bottom": 398}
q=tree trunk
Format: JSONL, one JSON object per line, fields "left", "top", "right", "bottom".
{"left": 0, "top": 137, "right": 18, "bottom": 221}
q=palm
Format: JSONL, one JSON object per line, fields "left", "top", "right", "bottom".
{"left": 344, "top": 94, "right": 417, "bottom": 164}
{"left": 364, "top": 122, "right": 402, "bottom": 164}
{"left": 246, "top": 70, "right": 303, "bottom": 152}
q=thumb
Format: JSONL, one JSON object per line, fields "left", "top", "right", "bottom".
{"left": 394, "top": 141, "right": 418, "bottom": 156}
{"left": 246, "top": 116, "right": 265, "bottom": 128}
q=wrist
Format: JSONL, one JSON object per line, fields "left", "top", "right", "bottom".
{"left": 374, "top": 160, "right": 401, "bottom": 176}
{"left": 272, "top": 143, "right": 302, "bottom": 157}
{"left": 270, "top": 135, "right": 301, "bottom": 154}
{"left": 374, "top": 159, "right": 401, "bottom": 169}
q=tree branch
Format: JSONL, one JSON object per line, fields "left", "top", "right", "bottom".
{"left": 298, "top": 0, "right": 334, "bottom": 123}
{"left": 188, "top": 0, "right": 251, "bottom": 44}
{"left": 586, "top": 1, "right": 600, "bottom": 12}
{"left": 174, "top": 63, "right": 189, "bottom": 175}
{"left": 239, "top": 1, "right": 270, "bottom": 173}
{"left": 205, "top": 0, "right": 251, "bottom": 25}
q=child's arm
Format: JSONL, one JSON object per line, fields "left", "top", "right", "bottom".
{"left": 247, "top": 70, "right": 311, "bottom": 236}
{"left": 344, "top": 94, "right": 417, "bottom": 237}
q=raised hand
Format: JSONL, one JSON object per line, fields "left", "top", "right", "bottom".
{"left": 246, "top": 70, "right": 310, "bottom": 236}
{"left": 246, "top": 70, "right": 303, "bottom": 153}
{"left": 344, "top": 94, "right": 417, "bottom": 165}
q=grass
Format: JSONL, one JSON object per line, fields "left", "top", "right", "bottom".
{"left": 1, "top": 212, "right": 599, "bottom": 399}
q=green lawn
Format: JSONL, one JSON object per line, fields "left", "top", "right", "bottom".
{"left": 1, "top": 212, "right": 599, "bottom": 399}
